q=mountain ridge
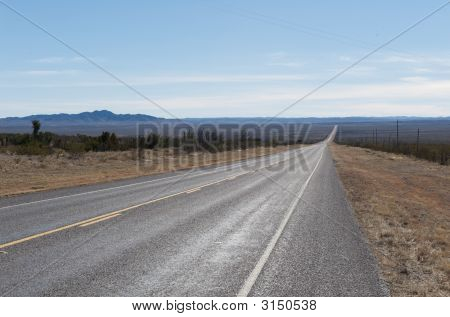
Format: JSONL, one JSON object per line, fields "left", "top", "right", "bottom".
{"left": 2, "top": 110, "right": 449, "bottom": 122}
{"left": 2, "top": 110, "right": 159, "bottom": 122}
{"left": 1, "top": 110, "right": 449, "bottom": 136}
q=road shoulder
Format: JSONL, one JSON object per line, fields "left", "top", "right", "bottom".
{"left": 330, "top": 144, "right": 450, "bottom": 296}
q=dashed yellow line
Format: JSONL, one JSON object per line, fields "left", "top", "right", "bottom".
{"left": 0, "top": 211, "right": 121, "bottom": 249}
{"left": 0, "top": 171, "right": 251, "bottom": 250}
{"left": 0, "top": 156, "right": 297, "bottom": 250}
{"left": 79, "top": 214, "right": 121, "bottom": 227}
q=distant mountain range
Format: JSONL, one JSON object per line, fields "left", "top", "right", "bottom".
{"left": 0, "top": 110, "right": 161, "bottom": 135}
{"left": 2, "top": 110, "right": 159, "bottom": 123}
{"left": 1, "top": 110, "right": 449, "bottom": 136}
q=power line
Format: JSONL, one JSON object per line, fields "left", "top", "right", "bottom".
{"left": 202, "top": 1, "right": 419, "bottom": 57}
{"left": 263, "top": 1, "right": 450, "bottom": 124}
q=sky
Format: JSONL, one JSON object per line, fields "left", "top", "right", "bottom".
{"left": 0, "top": 0, "right": 449, "bottom": 118}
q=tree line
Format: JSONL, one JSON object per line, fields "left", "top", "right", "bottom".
{"left": 0, "top": 120, "right": 292, "bottom": 156}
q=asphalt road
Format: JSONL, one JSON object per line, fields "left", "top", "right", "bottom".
{"left": 0, "top": 127, "right": 388, "bottom": 296}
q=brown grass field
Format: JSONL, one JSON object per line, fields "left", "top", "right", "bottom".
{"left": 0, "top": 145, "right": 299, "bottom": 197}
{"left": 331, "top": 144, "right": 449, "bottom": 296}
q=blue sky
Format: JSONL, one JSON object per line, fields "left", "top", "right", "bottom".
{"left": 0, "top": 0, "right": 449, "bottom": 118}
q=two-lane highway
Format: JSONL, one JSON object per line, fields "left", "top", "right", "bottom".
{"left": 0, "top": 128, "right": 388, "bottom": 296}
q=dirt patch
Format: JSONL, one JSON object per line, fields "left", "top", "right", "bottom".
{"left": 0, "top": 145, "right": 300, "bottom": 197}
{"left": 330, "top": 144, "right": 449, "bottom": 296}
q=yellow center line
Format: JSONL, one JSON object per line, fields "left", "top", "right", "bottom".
{"left": 79, "top": 214, "right": 121, "bottom": 227}
{"left": 0, "top": 171, "right": 252, "bottom": 250}
{"left": 0, "top": 157, "right": 298, "bottom": 250}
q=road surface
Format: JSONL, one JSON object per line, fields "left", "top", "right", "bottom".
{"left": 0, "top": 127, "right": 388, "bottom": 296}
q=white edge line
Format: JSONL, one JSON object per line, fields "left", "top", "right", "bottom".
{"left": 0, "top": 173, "right": 184, "bottom": 210}
{"left": 237, "top": 144, "right": 327, "bottom": 297}
{"left": 0, "top": 147, "right": 311, "bottom": 211}
{"left": 0, "top": 158, "right": 259, "bottom": 210}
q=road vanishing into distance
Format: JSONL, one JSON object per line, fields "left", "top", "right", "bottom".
{"left": 0, "top": 127, "right": 388, "bottom": 296}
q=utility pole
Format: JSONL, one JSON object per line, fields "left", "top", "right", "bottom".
{"left": 416, "top": 128, "right": 420, "bottom": 153}
{"left": 375, "top": 128, "right": 378, "bottom": 146}
{"left": 396, "top": 120, "right": 399, "bottom": 148}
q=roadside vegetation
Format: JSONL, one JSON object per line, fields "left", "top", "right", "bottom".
{"left": 0, "top": 120, "right": 308, "bottom": 196}
{"left": 336, "top": 139, "right": 449, "bottom": 165}
{"left": 331, "top": 144, "right": 449, "bottom": 296}
{"left": 0, "top": 120, "right": 303, "bottom": 157}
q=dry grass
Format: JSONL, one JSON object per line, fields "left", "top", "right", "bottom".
{"left": 331, "top": 144, "right": 449, "bottom": 296}
{"left": 0, "top": 145, "right": 299, "bottom": 197}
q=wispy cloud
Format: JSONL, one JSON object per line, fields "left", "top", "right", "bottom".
{"left": 382, "top": 55, "right": 419, "bottom": 63}
{"left": 339, "top": 55, "right": 352, "bottom": 62}
{"left": 32, "top": 56, "right": 85, "bottom": 64}
{"left": 380, "top": 54, "right": 450, "bottom": 66}
{"left": 149, "top": 79, "right": 450, "bottom": 116}
{"left": 399, "top": 76, "right": 429, "bottom": 83}
{"left": 3, "top": 79, "right": 449, "bottom": 117}
{"left": 0, "top": 73, "right": 306, "bottom": 88}
{"left": 130, "top": 74, "right": 306, "bottom": 84}
{"left": 267, "top": 61, "right": 303, "bottom": 68}
{"left": 19, "top": 69, "right": 80, "bottom": 76}
{"left": 266, "top": 51, "right": 304, "bottom": 68}
{"left": 307, "top": 79, "right": 450, "bottom": 101}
